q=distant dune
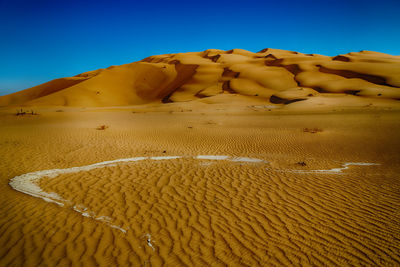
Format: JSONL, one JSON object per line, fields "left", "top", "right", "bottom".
{"left": 1, "top": 48, "right": 399, "bottom": 107}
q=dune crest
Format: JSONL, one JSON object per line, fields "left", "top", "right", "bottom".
{"left": 1, "top": 49, "right": 399, "bottom": 107}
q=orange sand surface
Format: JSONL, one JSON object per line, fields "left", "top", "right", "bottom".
{"left": 1, "top": 103, "right": 400, "bottom": 266}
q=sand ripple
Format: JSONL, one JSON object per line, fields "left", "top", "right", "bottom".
{"left": 7, "top": 156, "right": 399, "bottom": 266}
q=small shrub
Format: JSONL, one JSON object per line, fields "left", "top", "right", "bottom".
{"left": 96, "top": 125, "right": 109, "bottom": 130}
{"left": 15, "top": 109, "right": 38, "bottom": 116}
{"left": 15, "top": 109, "right": 26, "bottom": 116}
{"left": 303, "top": 128, "right": 323, "bottom": 133}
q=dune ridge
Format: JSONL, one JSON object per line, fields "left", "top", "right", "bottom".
{"left": 1, "top": 48, "right": 399, "bottom": 107}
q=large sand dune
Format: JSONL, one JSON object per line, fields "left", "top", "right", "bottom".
{"left": 1, "top": 48, "right": 399, "bottom": 266}
{"left": 1, "top": 48, "right": 399, "bottom": 107}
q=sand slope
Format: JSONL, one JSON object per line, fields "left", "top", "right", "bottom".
{"left": 1, "top": 49, "right": 399, "bottom": 107}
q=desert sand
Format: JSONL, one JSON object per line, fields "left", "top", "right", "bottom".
{"left": 0, "top": 49, "right": 400, "bottom": 266}
{"left": 1, "top": 48, "right": 400, "bottom": 108}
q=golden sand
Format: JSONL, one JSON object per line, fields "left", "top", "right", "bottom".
{"left": 1, "top": 48, "right": 400, "bottom": 265}
{"left": 1, "top": 49, "right": 399, "bottom": 108}
{"left": 1, "top": 103, "right": 400, "bottom": 266}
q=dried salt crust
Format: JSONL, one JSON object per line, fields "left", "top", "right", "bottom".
{"left": 9, "top": 155, "right": 266, "bottom": 234}
{"left": 9, "top": 156, "right": 378, "bottom": 236}
{"left": 278, "top": 162, "right": 380, "bottom": 174}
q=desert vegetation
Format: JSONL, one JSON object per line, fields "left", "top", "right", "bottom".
{"left": 303, "top": 127, "right": 323, "bottom": 133}
{"left": 96, "top": 125, "right": 109, "bottom": 130}
{"left": 15, "top": 109, "right": 38, "bottom": 116}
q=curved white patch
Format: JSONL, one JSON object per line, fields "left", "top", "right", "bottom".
{"left": 282, "top": 162, "right": 380, "bottom": 174}
{"left": 150, "top": 156, "right": 181, "bottom": 160}
{"left": 9, "top": 155, "right": 267, "bottom": 234}
{"left": 9, "top": 157, "right": 377, "bottom": 233}
{"left": 231, "top": 157, "right": 265, "bottom": 163}
{"left": 196, "top": 155, "right": 229, "bottom": 160}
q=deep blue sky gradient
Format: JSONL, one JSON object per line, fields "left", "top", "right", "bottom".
{"left": 1, "top": 0, "right": 399, "bottom": 95}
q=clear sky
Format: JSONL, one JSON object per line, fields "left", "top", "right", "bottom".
{"left": 0, "top": 0, "right": 399, "bottom": 95}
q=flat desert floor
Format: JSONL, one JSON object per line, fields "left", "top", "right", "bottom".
{"left": 0, "top": 103, "right": 399, "bottom": 266}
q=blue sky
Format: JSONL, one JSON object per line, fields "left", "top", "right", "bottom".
{"left": 1, "top": 0, "right": 399, "bottom": 95}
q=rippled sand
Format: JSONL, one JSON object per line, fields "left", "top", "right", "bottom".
{"left": 1, "top": 106, "right": 399, "bottom": 266}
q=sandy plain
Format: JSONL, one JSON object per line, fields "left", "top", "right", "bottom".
{"left": 1, "top": 101, "right": 400, "bottom": 266}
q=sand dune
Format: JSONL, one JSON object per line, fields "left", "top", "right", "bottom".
{"left": 1, "top": 48, "right": 400, "bottom": 265}
{"left": 1, "top": 48, "right": 399, "bottom": 107}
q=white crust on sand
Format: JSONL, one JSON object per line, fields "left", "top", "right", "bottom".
{"left": 9, "top": 155, "right": 267, "bottom": 233}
